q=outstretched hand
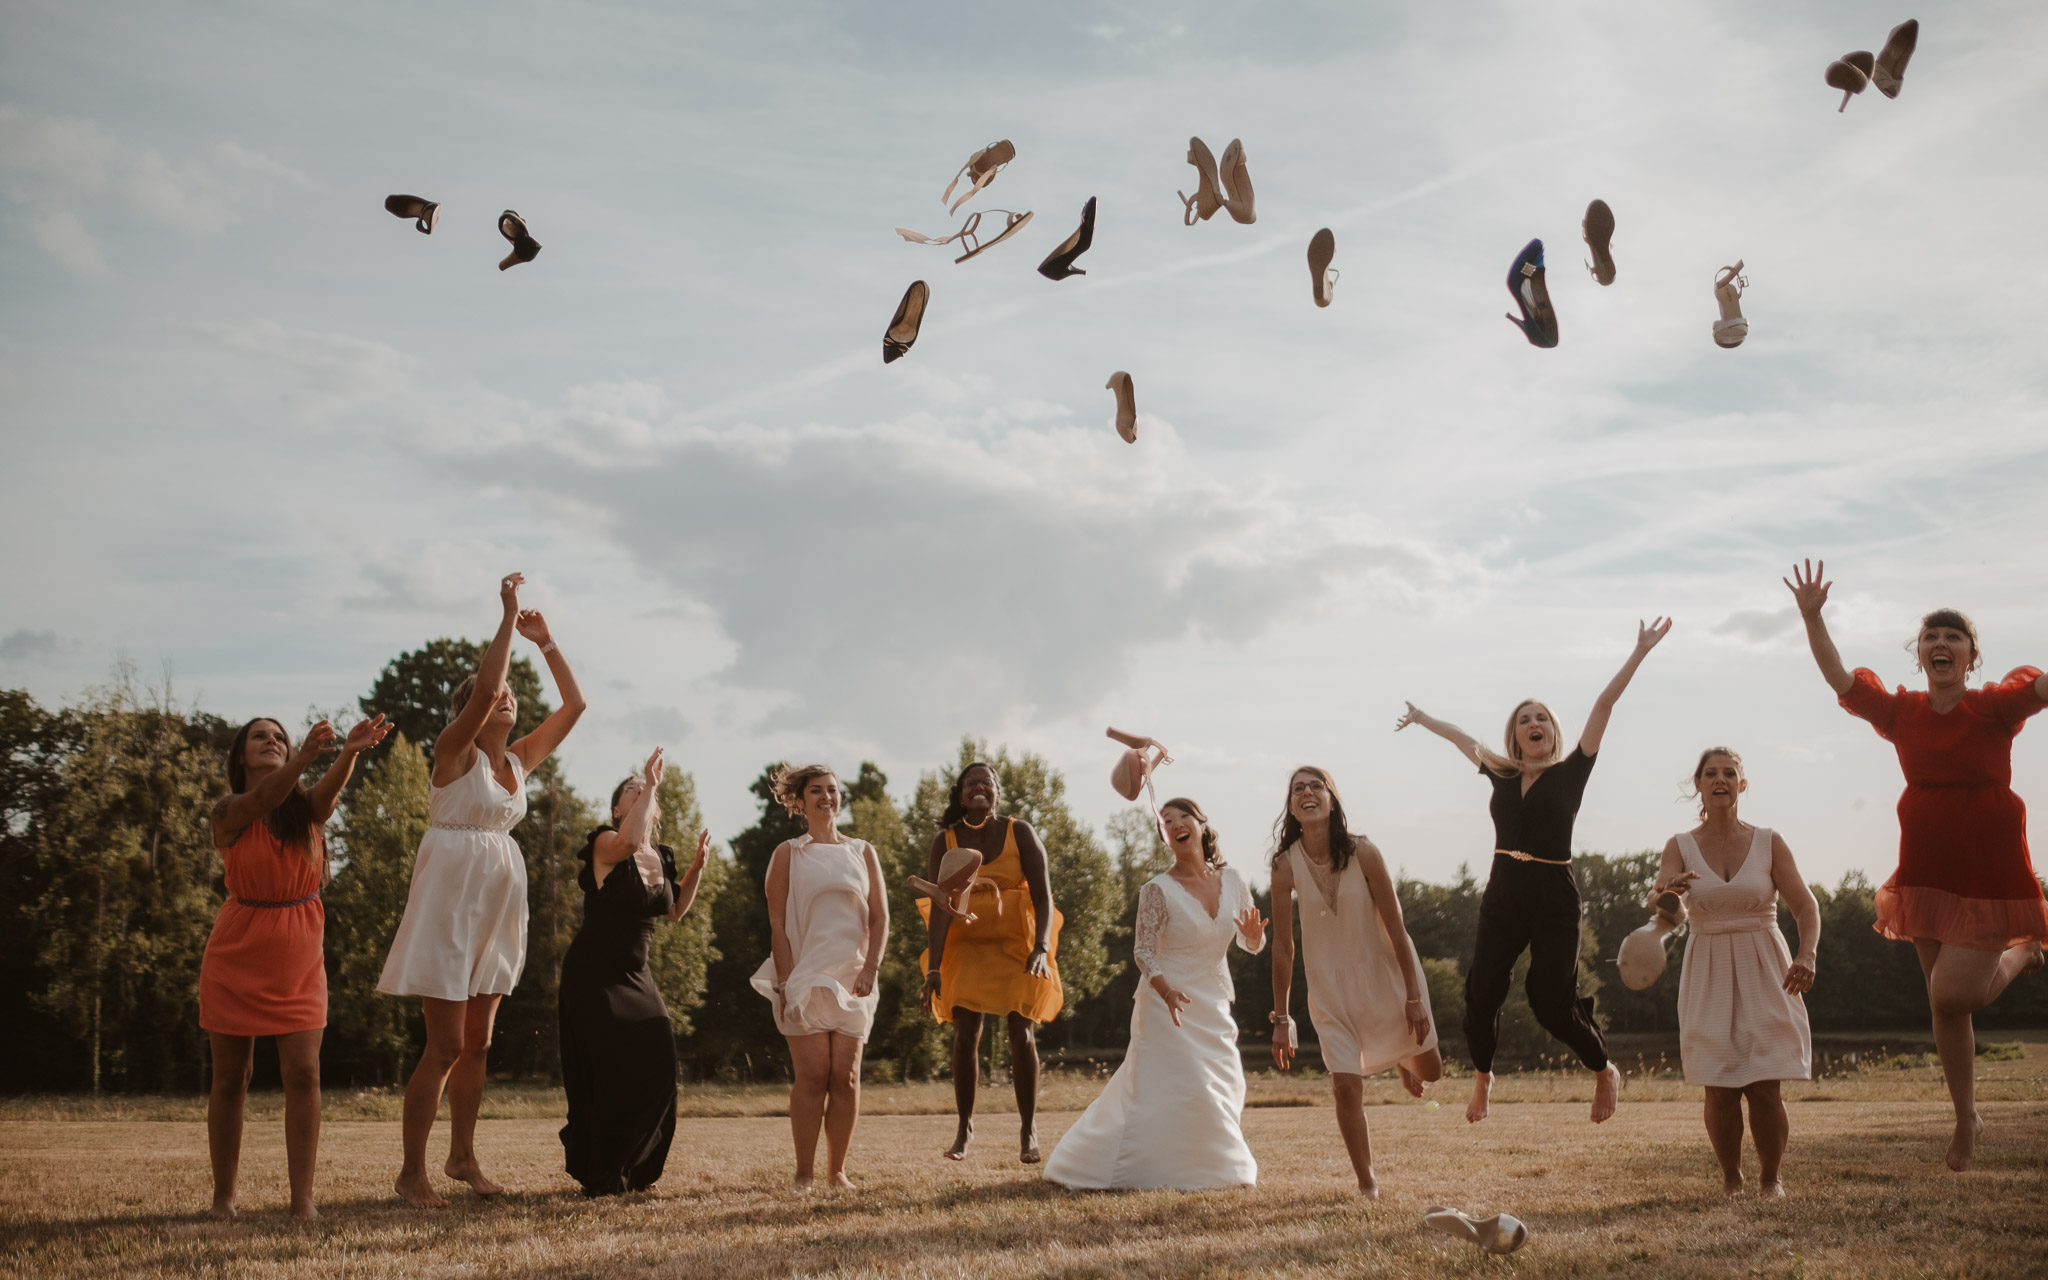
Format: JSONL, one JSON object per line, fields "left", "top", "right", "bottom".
{"left": 1636, "top": 617, "right": 1673, "bottom": 653}
{"left": 1394, "top": 701, "right": 1424, "bottom": 732}
{"left": 515, "top": 608, "right": 553, "bottom": 647}
{"left": 499, "top": 573, "right": 525, "bottom": 615}
{"left": 642, "top": 747, "right": 665, "bottom": 790}
{"left": 297, "top": 720, "right": 337, "bottom": 760}
{"left": 689, "top": 828, "right": 712, "bottom": 872}
{"left": 1236, "top": 905, "right": 1267, "bottom": 950}
{"left": 342, "top": 714, "right": 391, "bottom": 756}
{"left": 1783, "top": 559, "right": 1832, "bottom": 617}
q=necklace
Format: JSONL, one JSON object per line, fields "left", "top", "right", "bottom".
{"left": 960, "top": 812, "right": 994, "bottom": 831}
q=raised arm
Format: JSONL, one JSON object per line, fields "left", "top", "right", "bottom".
{"left": 1394, "top": 702, "right": 1483, "bottom": 765}
{"left": 666, "top": 828, "right": 712, "bottom": 923}
{"left": 1268, "top": 852, "right": 1298, "bottom": 1069}
{"left": 593, "top": 748, "right": 664, "bottom": 878}
{"left": 1769, "top": 831, "right": 1819, "bottom": 996}
{"left": 1355, "top": 839, "right": 1431, "bottom": 1045}
{"left": 1578, "top": 617, "right": 1671, "bottom": 756}
{"left": 211, "top": 721, "right": 335, "bottom": 848}
{"left": 434, "top": 574, "right": 523, "bottom": 786}
{"left": 509, "top": 609, "right": 588, "bottom": 773}
{"left": 852, "top": 840, "right": 889, "bottom": 998}
{"left": 1014, "top": 820, "right": 1056, "bottom": 979}
{"left": 1784, "top": 560, "right": 1853, "bottom": 696}
{"left": 308, "top": 714, "right": 391, "bottom": 822}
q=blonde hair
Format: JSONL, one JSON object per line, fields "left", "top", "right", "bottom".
{"left": 1476, "top": 698, "right": 1565, "bottom": 777}
{"left": 1685, "top": 747, "right": 1745, "bottom": 821}
{"left": 770, "top": 763, "right": 838, "bottom": 816}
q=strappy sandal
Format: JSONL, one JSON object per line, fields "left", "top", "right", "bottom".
{"left": 1037, "top": 197, "right": 1096, "bottom": 280}
{"left": 1306, "top": 228, "right": 1337, "bottom": 307}
{"left": 1872, "top": 19, "right": 1919, "bottom": 98}
{"left": 908, "top": 847, "right": 990, "bottom": 923}
{"left": 1582, "top": 199, "right": 1616, "bottom": 286}
{"left": 1105, "top": 372, "right": 1137, "bottom": 443}
{"left": 1177, "top": 138, "right": 1223, "bottom": 226}
{"left": 384, "top": 194, "right": 439, "bottom": 234}
{"left": 497, "top": 210, "right": 541, "bottom": 270}
{"left": 1107, "top": 728, "right": 1172, "bottom": 842}
{"left": 1217, "top": 138, "right": 1256, "bottom": 225}
{"left": 941, "top": 139, "right": 1016, "bottom": 213}
{"left": 896, "top": 209, "right": 1034, "bottom": 264}
{"left": 1826, "top": 51, "right": 1873, "bottom": 112}
{"left": 883, "top": 280, "right": 929, "bottom": 364}
{"left": 1713, "top": 261, "right": 1749, "bottom": 348}
{"left": 1503, "top": 238, "right": 1558, "bottom": 348}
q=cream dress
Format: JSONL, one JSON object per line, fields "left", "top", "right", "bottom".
{"left": 1675, "top": 827, "right": 1812, "bottom": 1087}
{"left": 378, "top": 749, "right": 529, "bottom": 1001}
{"left": 750, "top": 834, "right": 879, "bottom": 1040}
{"left": 1284, "top": 843, "right": 1438, "bottom": 1076}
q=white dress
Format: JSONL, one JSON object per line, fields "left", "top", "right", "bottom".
{"left": 1043, "top": 867, "right": 1263, "bottom": 1191}
{"left": 1285, "top": 844, "right": 1438, "bottom": 1076}
{"left": 750, "top": 835, "right": 879, "bottom": 1040}
{"left": 377, "top": 749, "right": 529, "bottom": 1001}
{"left": 1675, "top": 827, "right": 1812, "bottom": 1087}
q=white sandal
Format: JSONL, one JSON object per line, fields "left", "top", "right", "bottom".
{"left": 941, "top": 139, "right": 1016, "bottom": 213}
{"left": 1307, "top": 228, "right": 1337, "bottom": 307}
{"left": 896, "top": 209, "right": 1034, "bottom": 264}
{"left": 1713, "top": 261, "right": 1749, "bottom": 348}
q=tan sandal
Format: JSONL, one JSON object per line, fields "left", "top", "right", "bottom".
{"left": 942, "top": 140, "right": 1016, "bottom": 213}
{"left": 1178, "top": 138, "right": 1223, "bottom": 226}
{"left": 1105, "top": 372, "right": 1137, "bottom": 443}
{"left": 896, "top": 209, "right": 1033, "bottom": 264}
{"left": 1217, "top": 138, "right": 1256, "bottom": 225}
{"left": 908, "top": 847, "right": 992, "bottom": 923}
{"left": 1307, "top": 229, "right": 1337, "bottom": 307}
{"left": 1713, "top": 261, "right": 1749, "bottom": 348}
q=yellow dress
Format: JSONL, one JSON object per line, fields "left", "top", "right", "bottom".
{"left": 917, "top": 819, "right": 1064, "bottom": 1024}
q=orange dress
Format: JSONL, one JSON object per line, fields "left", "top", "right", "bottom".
{"left": 198, "top": 821, "right": 327, "bottom": 1036}
{"left": 917, "top": 819, "right": 1064, "bottom": 1024}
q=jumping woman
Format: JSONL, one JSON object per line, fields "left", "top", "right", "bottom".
{"left": 1396, "top": 616, "right": 1671, "bottom": 1124}
{"left": 378, "top": 572, "right": 587, "bottom": 1206}
{"left": 1786, "top": 560, "right": 2047, "bottom": 1170}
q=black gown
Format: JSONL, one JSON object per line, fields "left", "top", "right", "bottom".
{"left": 559, "top": 831, "right": 679, "bottom": 1196}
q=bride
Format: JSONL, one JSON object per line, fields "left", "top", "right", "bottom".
{"left": 1043, "top": 797, "right": 1267, "bottom": 1190}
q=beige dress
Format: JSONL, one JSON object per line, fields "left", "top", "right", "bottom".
{"left": 1285, "top": 843, "right": 1437, "bottom": 1076}
{"left": 750, "top": 834, "right": 879, "bottom": 1040}
{"left": 1675, "top": 827, "right": 1812, "bottom": 1087}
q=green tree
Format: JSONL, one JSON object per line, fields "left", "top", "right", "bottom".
{"left": 358, "top": 640, "right": 550, "bottom": 767}
{"left": 1063, "top": 807, "right": 1169, "bottom": 1052}
{"left": 647, "top": 766, "right": 724, "bottom": 1037}
{"left": 494, "top": 769, "right": 594, "bottom": 1080}
{"left": 0, "top": 689, "right": 89, "bottom": 1090}
{"left": 324, "top": 733, "right": 433, "bottom": 1085}
{"left": 843, "top": 763, "right": 948, "bottom": 1080}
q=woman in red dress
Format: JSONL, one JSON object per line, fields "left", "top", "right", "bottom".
{"left": 201, "top": 713, "right": 389, "bottom": 1219}
{"left": 1787, "top": 561, "right": 2048, "bottom": 1170}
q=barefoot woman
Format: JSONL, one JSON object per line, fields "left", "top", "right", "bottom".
{"left": 202, "top": 712, "right": 389, "bottom": 1219}
{"left": 917, "top": 762, "right": 1063, "bottom": 1162}
{"left": 1653, "top": 748, "right": 1819, "bottom": 1197}
{"left": 1268, "top": 766, "right": 1441, "bottom": 1196}
{"left": 1787, "top": 560, "right": 2047, "bottom": 1171}
{"left": 1396, "top": 616, "right": 1670, "bottom": 1124}
{"left": 378, "top": 573, "right": 586, "bottom": 1205}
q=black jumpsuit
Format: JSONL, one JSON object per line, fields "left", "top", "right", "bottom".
{"left": 1463, "top": 747, "right": 1611, "bottom": 1074}
{"left": 558, "top": 833, "right": 679, "bottom": 1196}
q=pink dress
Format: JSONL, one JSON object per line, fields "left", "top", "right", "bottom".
{"left": 199, "top": 822, "right": 327, "bottom": 1036}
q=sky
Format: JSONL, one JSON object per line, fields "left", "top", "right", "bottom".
{"left": 3, "top": 0, "right": 2046, "bottom": 892}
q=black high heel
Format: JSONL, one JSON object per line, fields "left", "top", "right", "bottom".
{"left": 497, "top": 210, "right": 541, "bottom": 270}
{"left": 384, "top": 194, "right": 439, "bottom": 234}
{"left": 1037, "top": 197, "right": 1096, "bottom": 281}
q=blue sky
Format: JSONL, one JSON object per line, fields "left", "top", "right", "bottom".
{"left": 4, "top": 0, "right": 2046, "bottom": 890}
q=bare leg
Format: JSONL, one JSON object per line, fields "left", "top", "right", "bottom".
{"left": 206, "top": 1033, "right": 255, "bottom": 1219}
{"left": 1702, "top": 1085, "right": 1746, "bottom": 1195}
{"left": 1329, "top": 1073, "right": 1378, "bottom": 1197}
{"left": 1465, "top": 1070, "right": 1494, "bottom": 1123}
{"left": 946, "top": 1008, "right": 982, "bottom": 1159}
{"left": 822, "top": 1033, "right": 863, "bottom": 1189}
{"left": 1915, "top": 939, "right": 2005, "bottom": 1171}
{"left": 443, "top": 994, "right": 505, "bottom": 1195}
{"left": 1744, "top": 1080, "right": 1787, "bottom": 1196}
{"left": 786, "top": 1033, "right": 830, "bottom": 1190}
{"left": 1398, "top": 1048, "right": 1444, "bottom": 1098}
{"left": 396, "top": 997, "right": 465, "bottom": 1207}
{"left": 275, "top": 1029, "right": 323, "bottom": 1219}
{"left": 1008, "top": 1014, "right": 1040, "bottom": 1162}
{"left": 1590, "top": 1062, "right": 1621, "bottom": 1124}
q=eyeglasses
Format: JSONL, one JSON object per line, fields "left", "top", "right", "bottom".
{"left": 1289, "top": 780, "right": 1328, "bottom": 795}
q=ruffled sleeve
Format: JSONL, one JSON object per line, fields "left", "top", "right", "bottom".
{"left": 1983, "top": 667, "right": 2047, "bottom": 730}
{"left": 1132, "top": 880, "right": 1169, "bottom": 981}
{"left": 1839, "top": 668, "right": 1899, "bottom": 740}
{"left": 1229, "top": 870, "right": 1266, "bottom": 956}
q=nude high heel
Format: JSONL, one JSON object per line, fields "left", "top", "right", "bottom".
{"left": 1713, "top": 261, "right": 1749, "bottom": 348}
{"left": 882, "top": 280, "right": 929, "bottom": 364}
{"left": 1617, "top": 890, "right": 1689, "bottom": 990}
{"left": 1178, "top": 138, "right": 1223, "bottom": 226}
{"left": 908, "top": 847, "right": 991, "bottom": 923}
{"left": 1306, "top": 229, "right": 1337, "bottom": 307}
{"left": 1217, "top": 138, "right": 1256, "bottom": 225}
{"left": 384, "top": 194, "right": 439, "bottom": 234}
{"left": 1105, "top": 372, "right": 1137, "bottom": 443}
{"left": 942, "top": 139, "right": 1016, "bottom": 213}
{"left": 1826, "top": 51, "right": 1874, "bottom": 111}
{"left": 1872, "top": 20, "right": 1919, "bottom": 98}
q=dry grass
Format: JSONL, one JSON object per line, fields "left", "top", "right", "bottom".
{"left": 4, "top": 1039, "right": 2047, "bottom": 1278}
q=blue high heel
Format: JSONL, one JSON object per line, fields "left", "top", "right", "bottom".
{"left": 1503, "top": 238, "right": 1558, "bottom": 348}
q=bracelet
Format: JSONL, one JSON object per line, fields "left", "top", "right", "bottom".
{"left": 540, "top": 641, "right": 559, "bottom": 655}
{"left": 1405, "top": 998, "right": 1423, "bottom": 1005}
{"left": 1268, "top": 1012, "right": 1292, "bottom": 1025}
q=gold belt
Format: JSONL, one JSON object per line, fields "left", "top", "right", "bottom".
{"left": 1497, "top": 849, "right": 1570, "bottom": 865}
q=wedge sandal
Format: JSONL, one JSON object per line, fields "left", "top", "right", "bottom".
{"left": 1037, "top": 196, "right": 1096, "bottom": 280}
{"left": 883, "top": 280, "right": 929, "bottom": 364}
{"left": 384, "top": 194, "right": 439, "bottom": 234}
{"left": 1504, "top": 238, "right": 1558, "bottom": 348}
{"left": 1307, "top": 228, "right": 1337, "bottom": 307}
{"left": 1217, "top": 138, "right": 1256, "bottom": 225}
{"left": 1872, "top": 19, "right": 1918, "bottom": 98}
{"left": 1582, "top": 199, "right": 1616, "bottom": 286}
{"left": 942, "top": 139, "right": 1016, "bottom": 213}
{"left": 1178, "top": 137, "right": 1223, "bottom": 226}
{"left": 497, "top": 210, "right": 541, "bottom": 270}
{"left": 1105, "top": 371, "right": 1137, "bottom": 443}
{"left": 1713, "top": 261, "right": 1749, "bottom": 348}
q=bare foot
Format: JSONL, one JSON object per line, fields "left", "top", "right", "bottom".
{"left": 791, "top": 1174, "right": 814, "bottom": 1193}
{"left": 1465, "top": 1071, "right": 1493, "bottom": 1124}
{"left": 825, "top": 1172, "right": 855, "bottom": 1191}
{"left": 290, "top": 1200, "right": 320, "bottom": 1222}
{"left": 1999, "top": 941, "right": 2044, "bottom": 986}
{"left": 208, "top": 1198, "right": 238, "bottom": 1220}
{"left": 1758, "top": 1180, "right": 1786, "bottom": 1199}
{"left": 444, "top": 1156, "right": 505, "bottom": 1196}
{"left": 394, "top": 1170, "right": 447, "bottom": 1208}
{"left": 1397, "top": 1061, "right": 1424, "bottom": 1098}
{"left": 1357, "top": 1175, "right": 1380, "bottom": 1200}
{"left": 1590, "top": 1063, "right": 1621, "bottom": 1123}
{"left": 945, "top": 1123, "right": 973, "bottom": 1161}
{"left": 1946, "top": 1113, "right": 1984, "bottom": 1172}
{"left": 1721, "top": 1175, "right": 1744, "bottom": 1198}
{"left": 1020, "top": 1122, "right": 1041, "bottom": 1164}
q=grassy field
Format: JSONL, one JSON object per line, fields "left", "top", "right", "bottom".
{"left": 4, "top": 1037, "right": 2046, "bottom": 1279}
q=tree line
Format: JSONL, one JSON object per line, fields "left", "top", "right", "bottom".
{"left": 3, "top": 651, "right": 2042, "bottom": 1093}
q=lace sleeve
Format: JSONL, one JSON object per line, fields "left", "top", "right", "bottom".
{"left": 1132, "top": 880, "right": 1169, "bottom": 981}
{"left": 1230, "top": 870, "right": 1266, "bottom": 956}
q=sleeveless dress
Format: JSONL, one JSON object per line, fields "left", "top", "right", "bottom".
{"left": 559, "top": 834, "right": 678, "bottom": 1196}
{"left": 377, "top": 749, "right": 530, "bottom": 1001}
{"left": 750, "top": 834, "right": 879, "bottom": 1040}
{"left": 1674, "top": 828, "right": 1811, "bottom": 1087}
{"left": 1839, "top": 667, "right": 2048, "bottom": 950}
{"left": 1043, "top": 868, "right": 1261, "bottom": 1191}
{"left": 915, "top": 819, "right": 1064, "bottom": 1024}
{"left": 199, "top": 821, "right": 327, "bottom": 1036}
{"left": 1284, "top": 843, "right": 1437, "bottom": 1076}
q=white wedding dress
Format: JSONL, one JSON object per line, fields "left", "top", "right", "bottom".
{"left": 1043, "top": 867, "right": 1263, "bottom": 1190}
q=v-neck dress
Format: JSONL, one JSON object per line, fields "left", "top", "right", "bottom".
{"left": 1674, "top": 828, "right": 1811, "bottom": 1087}
{"left": 378, "top": 748, "right": 530, "bottom": 1001}
{"left": 1283, "top": 844, "right": 1437, "bottom": 1076}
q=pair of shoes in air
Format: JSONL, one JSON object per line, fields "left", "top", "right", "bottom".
{"left": 383, "top": 195, "right": 541, "bottom": 271}
{"left": 899, "top": 139, "right": 1039, "bottom": 265}
{"left": 880, "top": 198, "right": 1095, "bottom": 363}
{"left": 1180, "top": 137, "right": 1255, "bottom": 226}
{"left": 1504, "top": 200, "right": 1617, "bottom": 348}
{"left": 1425, "top": 1206, "right": 1528, "bottom": 1255}
{"left": 1827, "top": 20, "right": 1918, "bottom": 112}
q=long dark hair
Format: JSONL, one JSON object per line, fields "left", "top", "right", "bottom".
{"left": 1160, "top": 796, "right": 1224, "bottom": 868}
{"left": 226, "top": 718, "right": 320, "bottom": 859}
{"left": 1270, "top": 765, "right": 1359, "bottom": 872}
{"left": 939, "top": 761, "right": 1000, "bottom": 829}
